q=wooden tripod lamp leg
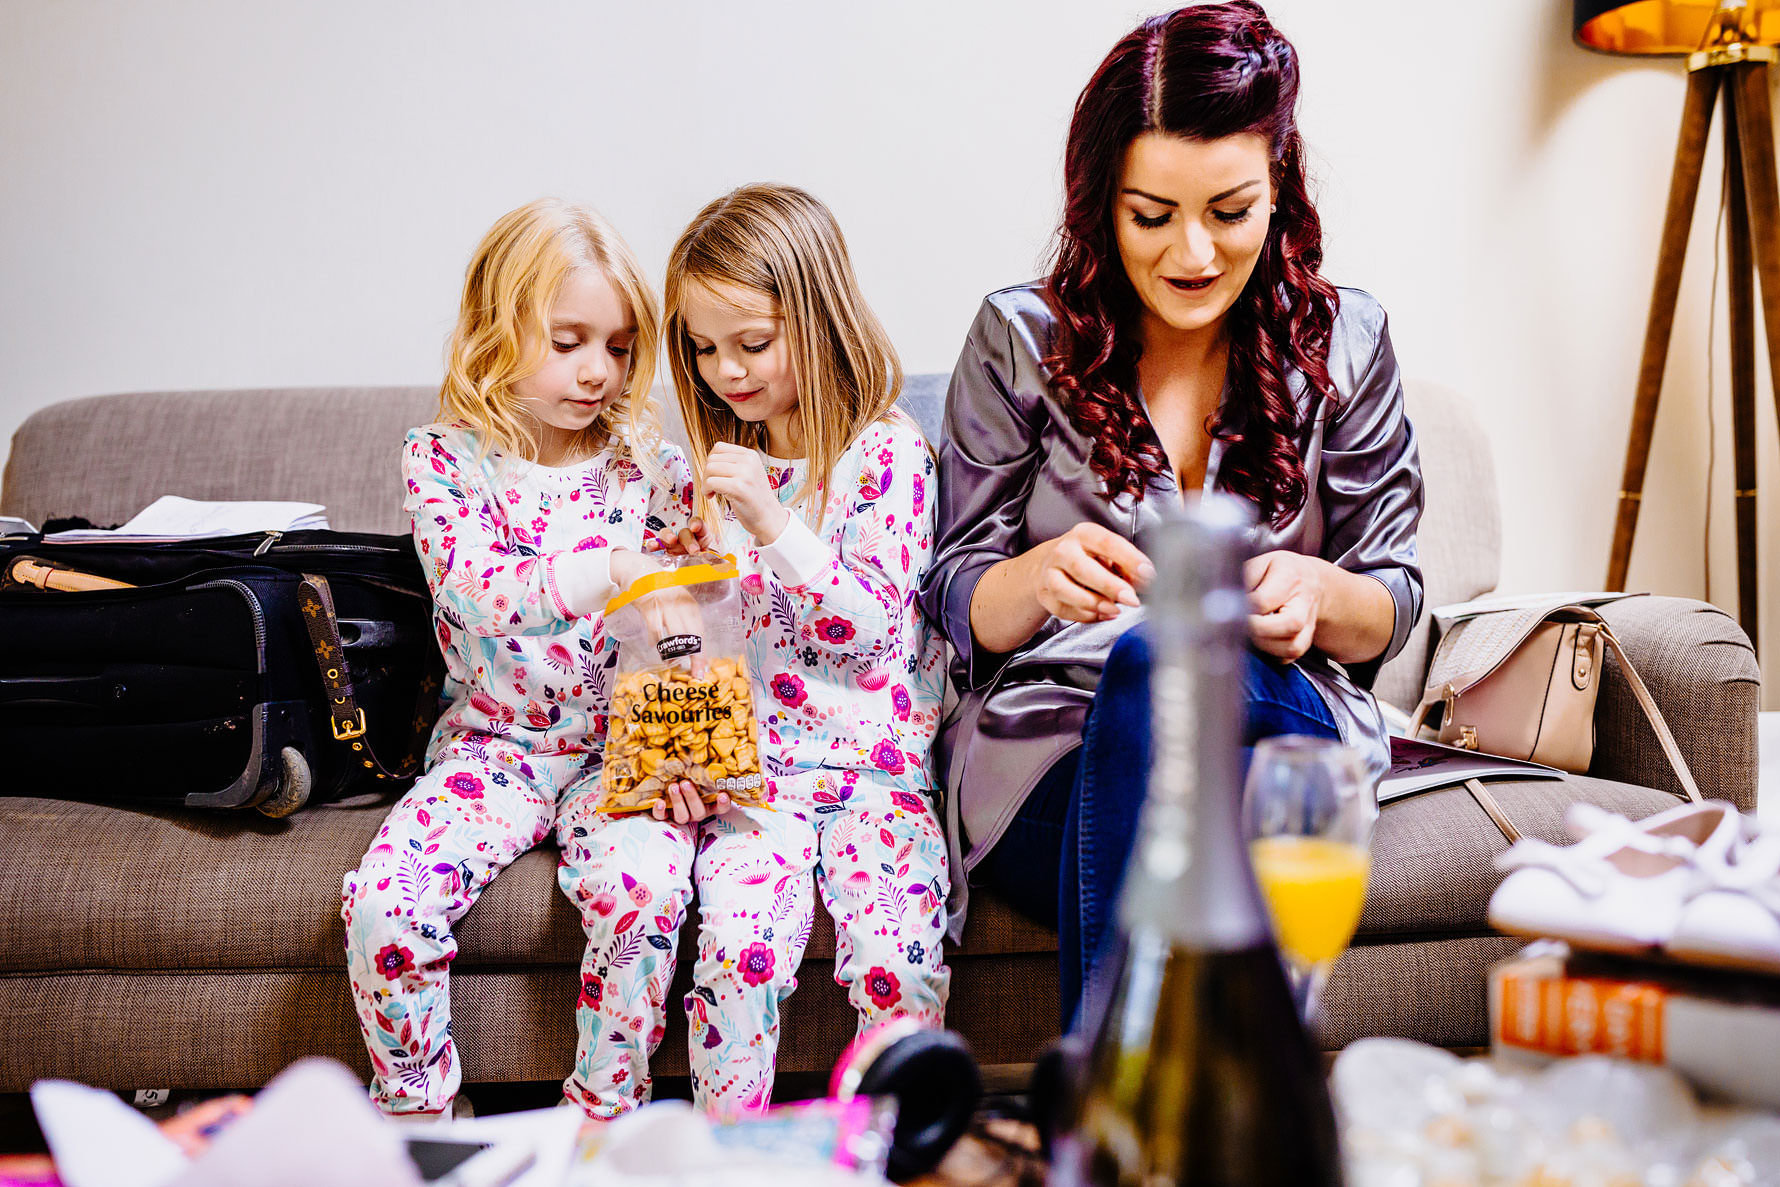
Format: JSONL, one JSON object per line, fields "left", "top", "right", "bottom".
{"left": 1731, "top": 59, "right": 1780, "bottom": 650}
{"left": 1607, "top": 67, "right": 1720, "bottom": 591}
{"left": 1723, "top": 81, "right": 1761, "bottom": 648}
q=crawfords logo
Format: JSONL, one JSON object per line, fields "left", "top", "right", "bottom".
{"left": 656, "top": 633, "right": 702, "bottom": 661}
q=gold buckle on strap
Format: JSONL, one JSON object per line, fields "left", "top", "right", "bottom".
{"left": 331, "top": 709, "right": 367, "bottom": 742}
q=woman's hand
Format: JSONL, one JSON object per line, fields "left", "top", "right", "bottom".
{"left": 705, "top": 443, "right": 791, "bottom": 544}
{"left": 643, "top": 517, "right": 714, "bottom": 559}
{"left": 1245, "top": 550, "right": 1330, "bottom": 662}
{"left": 1245, "top": 550, "right": 1396, "bottom": 666}
{"left": 1033, "top": 523, "right": 1153, "bottom": 624}
{"left": 968, "top": 522, "right": 1153, "bottom": 653}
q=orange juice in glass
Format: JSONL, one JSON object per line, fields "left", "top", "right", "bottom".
{"left": 1242, "top": 736, "right": 1376, "bottom": 1021}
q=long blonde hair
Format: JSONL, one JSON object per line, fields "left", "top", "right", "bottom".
{"left": 663, "top": 184, "right": 902, "bottom": 527}
{"left": 440, "top": 198, "right": 666, "bottom": 479}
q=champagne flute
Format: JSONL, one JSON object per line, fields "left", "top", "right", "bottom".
{"left": 1243, "top": 735, "right": 1377, "bottom": 1024}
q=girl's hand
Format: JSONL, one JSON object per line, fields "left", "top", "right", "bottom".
{"left": 1032, "top": 523, "right": 1153, "bottom": 624}
{"left": 609, "top": 548, "right": 657, "bottom": 594}
{"left": 1245, "top": 550, "right": 1328, "bottom": 662}
{"left": 651, "top": 784, "right": 733, "bottom": 825}
{"left": 705, "top": 443, "right": 791, "bottom": 544}
{"left": 642, "top": 587, "right": 705, "bottom": 649}
{"left": 610, "top": 549, "right": 705, "bottom": 643}
{"left": 643, "top": 518, "right": 714, "bottom": 559}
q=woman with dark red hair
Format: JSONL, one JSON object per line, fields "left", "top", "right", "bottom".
{"left": 917, "top": 0, "right": 1423, "bottom": 1019}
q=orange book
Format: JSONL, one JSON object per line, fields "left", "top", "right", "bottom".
{"left": 1489, "top": 942, "right": 1780, "bottom": 1109}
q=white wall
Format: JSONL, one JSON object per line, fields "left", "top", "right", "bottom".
{"left": 2, "top": 0, "right": 1775, "bottom": 701}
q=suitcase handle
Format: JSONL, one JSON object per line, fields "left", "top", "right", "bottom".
{"left": 337, "top": 618, "right": 425, "bottom": 649}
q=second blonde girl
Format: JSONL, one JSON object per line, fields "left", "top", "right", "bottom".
{"left": 661, "top": 183, "right": 951, "bottom": 1110}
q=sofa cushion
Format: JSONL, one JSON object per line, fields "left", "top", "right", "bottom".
{"left": 1322, "top": 933, "right": 1524, "bottom": 1050}
{"left": 0, "top": 771, "right": 1691, "bottom": 1090}
{"left": 0, "top": 768, "right": 1688, "bottom": 978}
{"left": 0, "top": 955, "right": 1063, "bottom": 1093}
{"left": 1359, "top": 773, "right": 1687, "bottom": 938}
{"left": 0, "top": 795, "right": 1055, "bottom": 976}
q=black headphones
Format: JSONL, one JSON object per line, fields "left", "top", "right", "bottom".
{"left": 829, "top": 1019, "right": 982, "bottom": 1182}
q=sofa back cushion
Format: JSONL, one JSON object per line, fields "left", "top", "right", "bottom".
{"left": 2, "top": 374, "right": 1491, "bottom": 711}
{"left": 1, "top": 378, "right": 955, "bottom": 538}
{"left": 1372, "top": 378, "right": 1502, "bottom": 712}
{"left": 2, "top": 387, "right": 438, "bottom": 535}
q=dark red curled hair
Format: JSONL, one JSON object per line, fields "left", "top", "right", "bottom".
{"left": 1046, "top": 0, "right": 1338, "bottom": 526}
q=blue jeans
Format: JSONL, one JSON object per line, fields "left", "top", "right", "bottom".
{"left": 974, "top": 627, "right": 1340, "bottom": 1025}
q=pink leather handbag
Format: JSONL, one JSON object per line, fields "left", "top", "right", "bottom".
{"left": 1409, "top": 599, "right": 1701, "bottom": 839}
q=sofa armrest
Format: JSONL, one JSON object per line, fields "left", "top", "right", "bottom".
{"left": 1590, "top": 596, "right": 1760, "bottom": 811}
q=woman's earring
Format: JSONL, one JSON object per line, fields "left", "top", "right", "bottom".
{"left": 1270, "top": 203, "right": 1278, "bottom": 213}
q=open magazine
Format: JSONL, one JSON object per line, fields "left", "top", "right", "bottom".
{"left": 1379, "top": 735, "right": 1563, "bottom": 804}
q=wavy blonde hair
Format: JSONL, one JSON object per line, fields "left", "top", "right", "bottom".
{"left": 439, "top": 198, "right": 665, "bottom": 481}
{"left": 663, "top": 184, "right": 903, "bottom": 528}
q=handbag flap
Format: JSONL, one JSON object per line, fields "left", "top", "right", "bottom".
{"left": 1423, "top": 599, "right": 1607, "bottom": 698}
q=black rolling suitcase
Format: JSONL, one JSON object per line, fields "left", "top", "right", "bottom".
{"left": 0, "top": 529, "right": 444, "bottom": 816}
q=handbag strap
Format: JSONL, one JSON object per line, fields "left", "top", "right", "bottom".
{"left": 1596, "top": 623, "right": 1703, "bottom": 803}
{"left": 1465, "top": 778, "right": 1522, "bottom": 844}
{"left": 1407, "top": 684, "right": 1453, "bottom": 738}
{"left": 297, "top": 573, "right": 434, "bottom": 782}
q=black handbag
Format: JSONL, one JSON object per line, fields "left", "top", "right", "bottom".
{"left": 0, "top": 529, "right": 443, "bottom": 815}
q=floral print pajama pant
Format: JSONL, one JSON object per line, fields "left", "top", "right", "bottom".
{"left": 342, "top": 749, "right": 949, "bottom": 1118}
{"left": 686, "top": 768, "right": 951, "bottom": 1110}
{"left": 341, "top": 741, "right": 698, "bottom": 1118}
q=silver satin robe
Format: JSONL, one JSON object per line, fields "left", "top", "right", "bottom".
{"left": 917, "top": 281, "right": 1425, "bottom": 932}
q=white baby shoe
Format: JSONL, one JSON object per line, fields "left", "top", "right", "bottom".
{"left": 1487, "top": 800, "right": 1744, "bottom": 954}
{"left": 1668, "top": 826, "right": 1780, "bottom": 974}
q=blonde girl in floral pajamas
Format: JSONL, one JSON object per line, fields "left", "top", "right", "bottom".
{"left": 656, "top": 183, "right": 951, "bottom": 1110}
{"left": 341, "top": 198, "right": 717, "bottom": 1121}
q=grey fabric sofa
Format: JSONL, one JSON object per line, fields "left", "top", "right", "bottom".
{"left": 0, "top": 376, "right": 1757, "bottom": 1097}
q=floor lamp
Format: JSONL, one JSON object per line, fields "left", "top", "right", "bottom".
{"left": 1583, "top": 0, "right": 1780, "bottom": 649}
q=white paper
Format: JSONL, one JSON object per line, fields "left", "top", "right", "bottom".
{"left": 170, "top": 1058, "right": 419, "bottom": 1187}
{"left": 30, "top": 1079, "right": 190, "bottom": 1187}
{"left": 437, "top": 1105, "right": 584, "bottom": 1187}
{"left": 44, "top": 495, "right": 328, "bottom": 542}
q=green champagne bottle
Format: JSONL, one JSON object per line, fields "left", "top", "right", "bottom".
{"left": 1049, "top": 496, "right": 1346, "bottom": 1187}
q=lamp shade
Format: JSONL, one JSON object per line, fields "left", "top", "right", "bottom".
{"left": 1575, "top": 0, "right": 1780, "bottom": 55}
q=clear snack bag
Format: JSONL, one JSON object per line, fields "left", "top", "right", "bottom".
{"left": 598, "top": 553, "right": 766, "bottom": 815}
